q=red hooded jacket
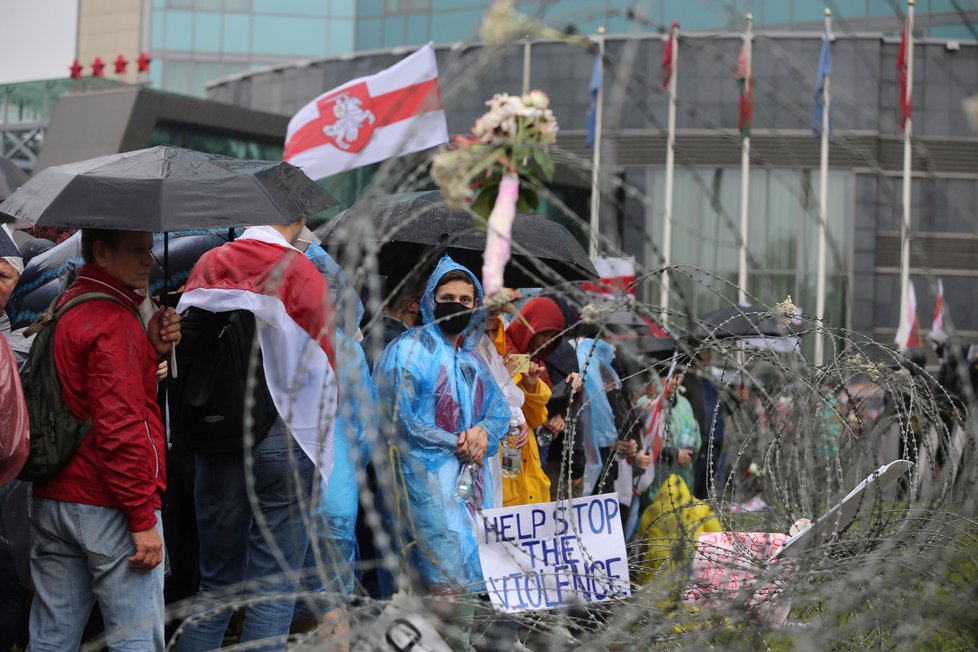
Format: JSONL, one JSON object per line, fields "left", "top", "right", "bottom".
{"left": 33, "top": 265, "right": 166, "bottom": 532}
{"left": 505, "top": 297, "right": 565, "bottom": 387}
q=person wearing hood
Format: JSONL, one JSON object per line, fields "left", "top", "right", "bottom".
{"left": 476, "top": 290, "right": 552, "bottom": 508}
{"left": 295, "top": 243, "right": 378, "bottom": 645}
{"left": 574, "top": 337, "right": 631, "bottom": 496}
{"left": 506, "top": 297, "right": 585, "bottom": 499}
{"left": 374, "top": 255, "right": 509, "bottom": 596}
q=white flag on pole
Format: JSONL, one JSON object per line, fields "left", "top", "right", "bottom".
{"left": 284, "top": 43, "right": 448, "bottom": 180}
{"left": 894, "top": 279, "right": 919, "bottom": 350}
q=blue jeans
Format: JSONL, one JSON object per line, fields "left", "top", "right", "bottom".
{"left": 28, "top": 499, "right": 165, "bottom": 651}
{"left": 177, "top": 421, "right": 315, "bottom": 652}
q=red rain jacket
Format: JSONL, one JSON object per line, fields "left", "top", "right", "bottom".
{"left": 505, "top": 297, "right": 566, "bottom": 387}
{"left": 33, "top": 265, "right": 166, "bottom": 532}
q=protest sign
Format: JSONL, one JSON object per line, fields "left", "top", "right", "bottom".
{"left": 476, "top": 493, "right": 630, "bottom": 613}
{"left": 684, "top": 531, "right": 792, "bottom": 627}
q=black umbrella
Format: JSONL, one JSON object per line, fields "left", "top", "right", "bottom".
{"left": 0, "top": 157, "right": 28, "bottom": 204}
{"left": 318, "top": 190, "right": 596, "bottom": 288}
{"left": 6, "top": 230, "right": 233, "bottom": 330}
{"left": 5, "top": 233, "right": 82, "bottom": 329}
{"left": 695, "top": 303, "right": 787, "bottom": 339}
{"left": 0, "top": 145, "right": 337, "bottom": 231}
{"left": 148, "top": 231, "right": 231, "bottom": 297}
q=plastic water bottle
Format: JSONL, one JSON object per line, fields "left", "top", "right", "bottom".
{"left": 454, "top": 463, "right": 476, "bottom": 502}
{"left": 502, "top": 423, "right": 522, "bottom": 479}
{"left": 536, "top": 427, "right": 553, "bottom": 464}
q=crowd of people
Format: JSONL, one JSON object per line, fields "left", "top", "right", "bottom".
{"left": 3, "top": 216, "right": 974, "bottom": 651}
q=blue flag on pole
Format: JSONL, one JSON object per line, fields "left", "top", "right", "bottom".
{"left": 586, "top": 53, "right": 602, "bottom": 149}
{"left": 813, "top": 31, "right": 831, "bottom": 137}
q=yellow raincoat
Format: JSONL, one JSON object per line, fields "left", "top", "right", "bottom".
{"left": 491, "top": 318, "right": 552, "bottom": 506}
{"left": 633, "top": 474, "right": 721, "bottom": 585}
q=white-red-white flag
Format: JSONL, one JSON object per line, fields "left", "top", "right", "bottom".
{"left": 178, "top": 227, "right": 339, "bottom": 486}
{"left": 581, "top": 256, "right": 637, "bottom": 296}
{"left": 932, "top": 278, "right": 944, "bottom": 333}
{"left": 284, "top": 42, "right": 448, "bottom": 180}
{"left": 895, "top": 279, "right": 921, "bottom": 351}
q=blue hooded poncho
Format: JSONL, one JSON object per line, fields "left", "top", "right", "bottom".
{"left": 576, "top": 338, "right": 622, "bottom": 494}
{"left": 374, "top": 254, "right": 510, "bottom": 591}
{"left": 303, "top": 243, "right": 375, "bottom": 599}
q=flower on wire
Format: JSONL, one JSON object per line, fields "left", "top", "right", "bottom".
{"left": 480, "top": 0, "right": 593, "bottom": 50}
{"left": 431, "top": 90, "right": 559, "bottom": 218}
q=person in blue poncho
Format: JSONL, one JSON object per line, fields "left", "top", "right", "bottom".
{"left": 295, "top": 243, "right": 378, "bottom": 641}
{"left": 575, "top": 337, "right": 630, "bottom": 496}
{"left": 374, "top": 254, "right": 510, "bottom": 596}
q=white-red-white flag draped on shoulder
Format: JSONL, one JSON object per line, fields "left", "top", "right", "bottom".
{"left": 177, "top": 227, "right": 339, "bottom": 485}
{"left": 284, "top": 42, "right": 448, "bottom": 180}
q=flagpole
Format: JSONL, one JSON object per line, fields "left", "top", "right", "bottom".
{"left": 660, "top": 21, "right": 679, "bottom": 327}
{"left": 899, "top": 0, "right": 914, "bottom": 349}
{"left": 815, "top": 8, "right": 832, "bottom": 367}
{"left": 737, "top": 14, "right": 753, "bottom": 306}
{"left": 589, "top": 27, "right": 606, "bottom": 257}
{"left": 522, "top": 38, "right": 531, "bottom": 94}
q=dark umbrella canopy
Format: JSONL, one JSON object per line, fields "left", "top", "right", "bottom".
{"left": 6, "top": 230, "right": 232, "bottom": 329}
{"left": 695, "top": 303, "right": 787, "bottom": 339}
{"left": 148, "top": 231, "right": 230, "bottom": 296}
{"left": 0, "top": 157, "right": 29, "bottom": 204}
{"left": 0, "top": 146, "right": 338, "bottom": 231}
{"left": 318, "top": 190, "right": 596, "bottom": 288}
{"left": 5, "top": 232, "right": 82, "bottom": 329}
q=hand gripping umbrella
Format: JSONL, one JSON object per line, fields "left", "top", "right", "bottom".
{"left": 0, "top": 145, "right": 338, "bottom": 377}
{"left": 318, "top": 190, "right": 597, "bottom": 288}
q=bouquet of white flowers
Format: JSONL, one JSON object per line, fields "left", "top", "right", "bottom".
{"left": 431, "top": 90, "right": 558, "bottom": 218}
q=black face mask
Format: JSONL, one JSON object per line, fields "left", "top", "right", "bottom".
{"left": 434, "top": 301, "right": 472, "bottom": 336}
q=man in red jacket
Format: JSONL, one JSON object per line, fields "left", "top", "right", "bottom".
{"left": 29, "top": 229, "right": 180, "bottom": 651}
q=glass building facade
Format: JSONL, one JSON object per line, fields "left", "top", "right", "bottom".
{"left": 148, "top": 0, "right": 356, "bottom": 96}
{"left": 141, "top": 0, "right": 976, "bottom": 96}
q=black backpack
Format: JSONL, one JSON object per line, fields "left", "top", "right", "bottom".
{"left": 18, "top": 291, "right": 139, "bottom": 483}
{"left": 168, "top": 307, "right": 277, "bottom": 454}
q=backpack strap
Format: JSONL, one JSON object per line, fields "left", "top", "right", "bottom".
{"left": 24, "top": 291, "right": 140, "bottom": 337}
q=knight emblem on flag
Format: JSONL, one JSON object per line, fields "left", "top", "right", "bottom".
{"left": 284, "top": 42, "right": 448, "bottom": 180}
{"left": 317, "top": 83, "right": 377, "bottom": 152}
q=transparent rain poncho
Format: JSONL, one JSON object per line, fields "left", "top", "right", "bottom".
{"left": 374, "top": 254, "right": 510, "bottom": 590}
{"left": 576, "top": 338, "right": 622, "bottom": 493}
{"left": 304, "top": 244, "right": 374, "bottom": 599}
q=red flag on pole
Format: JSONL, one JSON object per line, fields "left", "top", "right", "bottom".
{"left": 661, "top": 21, "right": 678, "bottom": 90}
{"left": 897, "top": 20, "right": 912, "bottom": 130}
{"left": 735, "top": 38, "right": 752, "bottom": 138}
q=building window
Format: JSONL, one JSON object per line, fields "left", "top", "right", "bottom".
{"left": 384, "top": 0, "right": 431, "bottom": 15}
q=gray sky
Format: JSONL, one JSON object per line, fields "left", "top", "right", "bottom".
{"left": 0, "top": 0, "right": 78, "bottom": 84}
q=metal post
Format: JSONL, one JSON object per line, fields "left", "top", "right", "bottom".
{"left": 815, "top": 8, "right": 832, "bottom": 366}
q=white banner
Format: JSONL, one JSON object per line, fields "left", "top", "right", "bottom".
{"left": 476, "top": 493, "right": 630, "bottom": 613}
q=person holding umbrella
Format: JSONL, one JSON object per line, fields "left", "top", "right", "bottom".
{"left": 28, "top": 228, "right": 181, "bottom": 651}
{"left": 0, "top": 146, "right": 339, "bottom": 651}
